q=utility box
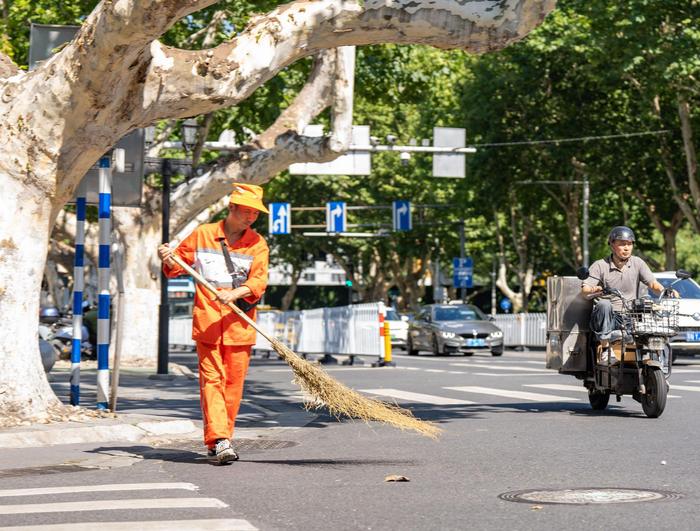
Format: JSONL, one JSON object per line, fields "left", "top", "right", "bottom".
{"left": 546, "top": 276, "right": 592, "bottom": 374}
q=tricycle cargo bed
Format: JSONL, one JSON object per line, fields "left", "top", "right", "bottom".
{"left": 546, "top": 276, "right": 592, "bottom": 374}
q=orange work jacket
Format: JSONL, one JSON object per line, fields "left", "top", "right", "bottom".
{"left": 164, "top": 221, "right": 269, "bottom": 346}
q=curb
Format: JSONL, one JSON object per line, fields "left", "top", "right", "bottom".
{"left": 0, "top": 419, "right": 199, "bottom": 449}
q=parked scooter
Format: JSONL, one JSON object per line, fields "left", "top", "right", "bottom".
{"left": 39, "top": 306, "right": 94, "bottom": 361}
{"left": 546, "top": 269, "right": 700, "bottom": 418}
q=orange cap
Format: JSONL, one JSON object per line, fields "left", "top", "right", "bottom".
{"left": 229, "top": 183, "right": 269, "bottom": 214}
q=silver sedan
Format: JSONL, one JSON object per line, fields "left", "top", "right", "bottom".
{"left": 407, "top": 304, "right": 503, "bottom": 356}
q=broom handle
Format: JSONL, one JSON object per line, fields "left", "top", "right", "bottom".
{"left": 169, "top": 254, "right": 276, "bottom": 345}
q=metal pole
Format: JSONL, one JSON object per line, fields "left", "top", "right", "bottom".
{"left": 96, "top": 156, "right": 112, "bottom": 410}
{"left": 70, "top": 196, "right": 86, "bottom": 406}
{"left": 157, "top": 159, "right": 172, "bottom": 375}
{"left": 582, "top": 175, "right": 590, "bottom": 268}
{"left": 459, "top": 218, "right": 466, "bottom": 301}
{"left": 109, "top": 241, "right": 125, "bottom": 412}
{"left": 491, "top": 260, "right": 497, "bottom": 317}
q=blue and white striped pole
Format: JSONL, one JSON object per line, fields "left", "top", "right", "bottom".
{"left": 70, "top": 197, "right": 87, "bottom": 406}
{"left": 96, "top": 156, "right": 112, "bottom": 410}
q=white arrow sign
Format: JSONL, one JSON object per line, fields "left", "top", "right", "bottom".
{"left": 269, "top": 202, "right": 291, "bottom": 234}
{"left": 326, "top": 201, "right": 346, "bottom": 232}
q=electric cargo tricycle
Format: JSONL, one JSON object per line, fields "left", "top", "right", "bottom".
{"left": 546, "top": 268, "right": 698, "bottom": 418}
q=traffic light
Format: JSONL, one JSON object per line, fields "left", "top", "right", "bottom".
{"left": 345, "top": 279, "right": 353, "bottom": 287}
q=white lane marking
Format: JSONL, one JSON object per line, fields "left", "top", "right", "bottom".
{"left": 0, "top": 483, "right": 197, "bottom": 498}
{"left": 0, "top": 498, "right": 227, "bottom": 515}
{"left": 669, "top": 384, "right": 700, "bottom": 392}
{"left": 473, "top": 372, "right": 557, "bottom": 377}
{"left": 425, "top": 369, "right": 446, "bottom": 373}
{"left": 451, "top": 363, "right": 549, "bottom": 372}
{"left": 448, "top": 371, "right": 466, "bottom": 374}
{"left": 361, "top": 388, "right": 474, "bottom": 405}
{"left": 445, "top": 386, "right": 580, "bottom": 402}
{"left": 524, "top": 383, "right": 681, "bottom": 399}
{"left": 670, "top": 369, "right": 700, "bottom": 373}
{"left": 524, "top": 384, "right": 589, "bottom": 393}
{"left": 2, "top": 519, "right": 257, "bottom": 530}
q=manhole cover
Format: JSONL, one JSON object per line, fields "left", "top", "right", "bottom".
{"left": 499, "top": 488, "right": 682, "bottom": 505}
{"left": 235, "top": 439, "right": 298, "bottom": 451}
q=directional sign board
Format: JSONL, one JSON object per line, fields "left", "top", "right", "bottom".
{"left": 326, "top": 202, "right": 347, "bottom": 233}
{"left": 453, "top": 257, "right": 473, "bottom": 289}
{"left": 269, "top": 202, "right": 291, "bottom": 235}
{"left": 433, "top": 127, "right": 466, "bottom": 178}
{"left": 392, "top": 200, "right": 412, "bottom": 231}
{"left": 29, "top": 23, "right": 143, "bottom": 207}
{"left": 289, "top": 125, "right": 371, "bottom": 176}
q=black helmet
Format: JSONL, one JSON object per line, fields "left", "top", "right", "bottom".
{"left": 608, "top": 226, "right": 636, "bottom": 244}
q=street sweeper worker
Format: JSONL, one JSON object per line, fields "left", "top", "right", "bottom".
{"left": 158, "top": 183, "right": 269, "bottom": 464}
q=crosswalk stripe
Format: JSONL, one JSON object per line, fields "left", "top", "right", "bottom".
{"left": 473, "top": 372, "right": 556, "bottom": 377}
{"left": 451, "top": 363, "right": 548, "bottom": 372}
{"left": 0, "top": 519, "right": 257, "bottom": 531}
{"left": 669, "top": 384, "right": 700, "bottom": 392}
{"left": 361, "top": 388, "right": 475, "bottom": 405}
{"left": 0, "top": 498, "right": 227, "bottom": 516}
{"left": 0, "top": 483, "right": 197, "bottom": 498}
{"left": 524, "top": 383, "right": 681, "bottom": 399}
{"left": 445, "top": 386, "right": 580, "bottom": 402}
{"left": 523, "top": 384, "right": 589, "bottom": 393}
{"left": 424, "top": 369, "right": 446, "bottom": 373}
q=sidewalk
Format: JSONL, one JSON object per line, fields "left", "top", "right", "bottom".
{"left": 0, "top": 355, "right": 293, "bottom": 450}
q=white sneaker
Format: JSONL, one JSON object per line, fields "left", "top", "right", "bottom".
{"left": 213, "top": 438, "right": 238, "bottom": 464}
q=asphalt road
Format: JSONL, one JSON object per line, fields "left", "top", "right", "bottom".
{"left": 3, "top": 349, "right": 700, "bottom": 530}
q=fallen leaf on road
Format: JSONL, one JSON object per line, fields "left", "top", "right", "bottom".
{"left": 530, "top": 505, "right": 544, "bottom": 511}
{"left": 385, "top": 475, "right": 410, "bottom": 482}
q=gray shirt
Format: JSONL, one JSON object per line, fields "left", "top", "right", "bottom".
{"left": 582, "top": 255, "right": 656, "bottom": 311}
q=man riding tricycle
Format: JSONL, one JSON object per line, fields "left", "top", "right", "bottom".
{"left": 546, "top": 226, "right": 697, "bottom": 418}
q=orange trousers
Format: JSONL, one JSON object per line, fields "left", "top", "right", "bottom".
{"left": 196, "top": 342, "right": 251, "bottom": 448}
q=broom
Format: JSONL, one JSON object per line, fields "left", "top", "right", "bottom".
{"left": 169, "top": 254, "right": 441, "bottom": 439}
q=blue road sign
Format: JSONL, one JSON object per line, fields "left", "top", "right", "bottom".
{"left": 326, "top": 201, "right": 346, "bottom": 233}
{"left": 500, "top": 297, "right": 512, "bottom": 312}
{"left": 453, "top": 257, "right": 473, "bottom": 289}
{"left": 269, "top": 202, "right": 291, "bottom": 235}
{"left": 392, "top": 200, "right": 412, "bottom": 231}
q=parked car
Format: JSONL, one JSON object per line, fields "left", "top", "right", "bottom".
{"left": 386, "top": 308, "right": 409, "bottom": 350}
{"left": 652, "top": 272, "right": 700, "bottom": 360}
{"left": 407, "top": 303, "right": 503, "bottom": 356}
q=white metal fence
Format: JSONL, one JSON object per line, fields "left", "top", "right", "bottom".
{"left": 169, "top": 302, "right": 387, "bottom": 358}
{"left": 493, "top": 313, "right": 547, "bottom": 348}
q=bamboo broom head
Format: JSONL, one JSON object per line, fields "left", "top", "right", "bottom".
{"left": 269, "top": 338, "right": 442, "bottom": 439}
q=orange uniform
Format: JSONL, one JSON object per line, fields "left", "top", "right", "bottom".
{"left": 164, "top": 220, "right": 269, "bottom": 447}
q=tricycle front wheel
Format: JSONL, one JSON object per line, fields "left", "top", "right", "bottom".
{"left": 588, "top": 389, "right": 610, "bottom": 411}
{"left": 641, "top": 369, "right": 667, "bottom": 418}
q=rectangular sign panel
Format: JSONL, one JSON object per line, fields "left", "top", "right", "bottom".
{"left": 453, "top": 256, "right": 473, "bottom": 288}
{"left": 30, "top": 23, "right": 143, "bottom": 207}
{"left": 326, "top": 201, "right": 347, "bottom": 233}
{"left": 269, "top": 202, "right": 291, "bottom": 235}
{"left": 433, "top": 127, "right": 466, "bottom": 178}
{"left": 392, "top": 200, "right": 412, "bottom": 231}
{"left": 289, "top": 125, "right": 371, "bottom": 176}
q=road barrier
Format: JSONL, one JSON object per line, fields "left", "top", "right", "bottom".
{"left": 493, "top": 313, "right": 546, "bottom": 348}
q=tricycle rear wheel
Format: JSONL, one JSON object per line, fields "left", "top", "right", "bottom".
{"left": 641, "top": 369, "right": 667, "bottom": 418}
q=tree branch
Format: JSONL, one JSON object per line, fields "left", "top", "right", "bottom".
{"left": 678, "top": 97, "right": 700, "bottom": 213}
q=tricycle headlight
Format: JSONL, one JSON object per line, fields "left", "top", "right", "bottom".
{"left": 441, "top": 331, "right": 457, "bottom": 339}
{"left": 490, "top": 331, "right": 503, "bottom": 338}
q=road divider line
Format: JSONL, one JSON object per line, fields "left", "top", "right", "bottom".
{"left": 0, "top": 498, "right": 227, "bottom": 515}
{"left": 524, "top": 383, "right": 681, "bottom": 399}
{"left": 361, "top": 388, "right": 475, "bottom": 405}
{"left": 1, "top": 519, "right": 257, "bottom": 530}
{"left": 450, "top": 363, "right": 549, "bottom": 372}
{"left": 472, "top": 372, "right": 556, "bottom": 377}
{"left": 669, "top": 384, "right": 700, "bottom": 392}
{"left": 0, "top": 483, "right": 197, "bottom": 498}
{"left": 445, "top": 386, "right": 580, "bottom": 402}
